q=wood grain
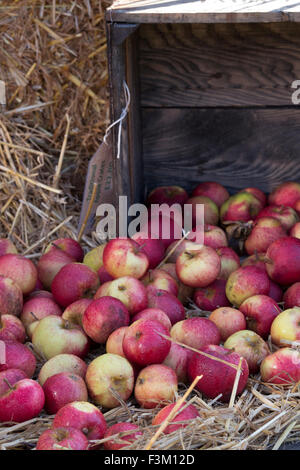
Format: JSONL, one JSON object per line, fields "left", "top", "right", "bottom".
{"left": 141, "top": 107, "right": 300, "bottom": 195}
{"left": 139, "top": 23, "right": 300, "bottom": 107}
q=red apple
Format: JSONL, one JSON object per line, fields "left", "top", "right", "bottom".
{"left": 193, "top": 279, "right": 230, "bottom": 312}
{"left": 0, "top": 254, "right": 37, "bottom": 295}
{"left": 265, "top": 237, "right": 300, "bottom": 285}
{"left": 36, "top": 427, "right": 89, "bottom": 450}
{"left": 106, "top": 326, "right": 128, "bottom": 357}
{"left": 176, "top": 244, "right": 220, "bottom": 288}
{"left": 0, "top": 276, "right": 23, "bottom": 317}
{"left": 203, "top": 225, "right": 228, "bottom": 249}
{"left": 269, "top": 181, "right": 300, "bottom": 209}
{"left": 142, "top": 269, "right": 178, "bottom": 296}
{"left": 260, "top": 347, "right": 300, "bottom": 384}
{"left": 245, "top": 217, "right": 286, "bottom": 255}
{"left": 82, "top": 297, "right": 129, "bottom": 344}
{"left": 97, "top": 266, "right": 114, "bottom": 284}
{"left": 45, "top": 238, "right": 84, "bottom": 262}
{"left": 191, "top": 182, "right": 229, "bottom": 207}
{"left": 188, "top": 344, "right": 249, "bottom": 402}
{"left": 37, "top": 249, "right": 74, "bottom": 291}
{"left": 43, "top": 372, "right": 88, "bottom": 415}
{"left": 209, "top": 307, "right": 247, "bottom": 342}
{"left": 216, "top": 247, "right": 240, "bottom": 280}
{"left": 0, "top": 315, "right": 26, "bottom": 343}
{"left": 85, "top": 353, "right": 134, "bottom": 408}
{"left": 103, "top": 238, "right": 149, "bottom": 280}
{"left": 239, "top": 295, "right": 281, "bottom": 339}
{"left": 283, "top": 282, "right": 300, "bottom": 308}
{"left": 226, "top": 266, "right": 270, "bottom": 307}
{"left": 186, "top": 195, "right": 219, "bottom": 226}
{"left": 256, "top": 205, "right": 299, "bottom": 231}
{"left": 163, "top": 343, "right": 192, "bottom": 383}
{"left": 0, "top": 238, "right": 17, "bottom": 256}
{"left": 147, "top": 185, "right": 188, "bottom": 207}
{"left": 38, "top": 353, "right": 87, "bottom": 386}
{"left": 21, "top": 296, "right": 63, "bottom": 335}
{"left": 220, "top": 192, "right": 262, "bottom": 223}
{"left": 170, "top": 317, "right": 221, "bottom": 350}
{"left": 268, "top": 280, "right": 283, "bottom": 303}
{"left": 52, "top": 401, "right": 107, "bottom": 440}
{"left": 131, "top": 232, "right": 165, "bottom": 269}
{"left": 103, "top": 423, "right": 142, "bottom": 450}
{"left": 134, "top": 364, "right": 177, "bottom": 409}
{"left": 270, "top": 307, "right": 300, "bottom": 346}
{"left": 123, "top": 319, "right": 171, "bottom": 366}
{"left": 240, "top": 187, "right": 267, "bottom": 208}
{"left": 32, "top": 316, "right": 90, "bottom": 360}
{"left": 131, "top": 308, "right": 172, "bottom": 331}
{"left": 152, "top": 402, "right": 199, "bottom": 434}
{"left": 0, "top": 340, "right": 36, "bottom": 378}
{"left": 290, "top": 221, "right": 300, "bottom": 239}
{"left": 147, "top": 287, "right": 185, "bottom": 325}
{"left": 224, "top": 330, "right": 270, "bottom": 374}
{"left": 0, "top": 378, "right": 45, "bottom": 423}
{"left": 94, "top": 276, "right": 147, "bottom": 315}
{"left": 51, "top": 262, "right": 100, "bottom": 307}
{"left": 0, "top": 369, "right": 27, "bottom": 395}
{"left": 62, "top": 298, "right": 93, "bottom": 327}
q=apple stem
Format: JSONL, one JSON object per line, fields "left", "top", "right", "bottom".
{"left": 29, "top": 311, "right": 39, "bottom": 321}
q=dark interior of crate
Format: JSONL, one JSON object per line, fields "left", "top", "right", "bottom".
{"left": 135, "top": 22, "right": 300, "bottom": 198}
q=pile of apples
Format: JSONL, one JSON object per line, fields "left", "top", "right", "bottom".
{"left": 0, "top": 181, "right": 300, "bottom": 451}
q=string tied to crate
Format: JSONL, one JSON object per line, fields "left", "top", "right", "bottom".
{"left": 103, "top": 80, "right": 131, "bottom": 159}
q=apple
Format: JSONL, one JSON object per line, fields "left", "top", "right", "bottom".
{"left": 152, "top": 402, "right": 199, "bottom": 434}
{"left": 216, "top": 247, "right": 240, "bottom": 280}
{"left": 0, "top": 369, "right": 27, "bottom": 395}
{"left": 83, "top": 244, "right": 106, "bottom": 273}
{"left": 241, "top": 252, "right": 267, "bottom": 272}
{"left": 122, "top": 319, "right": 171, "bottom": 366}
{"left": 0, "top": 277, "right": 23, "bottom": 318}
{"left": 38, "top": 353, "right": 87, "bottom": 386}
{"left": 226, "top": 266, "right": 270, "bottom": 307}
{"left": 0, "top": 254, "right": 37, "bottom": 295}
{"left": 283, "top": 282, "right": 300, "bottom": 308}
{"left": 131, "top": 232, "right": 165, "bottom": 269}
{"left": 36, "top": 427, "right": 89, "bottom": 450}
{"left": 131, "top": 308, "right": 172, "bottom": 331}
{"left": 51, "top": 263, "right": 100, "bottom": 307}
{"left": 203, "top": 225, "right": 228, "bottom": 249}
{"left": 0, "top": 238, "right": 17, "bottom": 256}
{"left": 239, "top": 295, "right": 281, "bottom": 339}
{"left": 256, "top": 205, "right": 299, "bottom": 231}
{"left": 21, "top": 296, "right": 63, "bottom": 335}
{"left": 290, "top": 221, "right": 300, "bottom": 239}
{"left": 0, "top": 315, "right": 26, "bottom": 343}
{"left": 269, "top": 181, "right": 300, "bottom": 209}
{"left": 0, "top": 378, "right": 45, "bottom": 423}
{"left": 270, "top": 307, "right": 300, "bottom": 346}
{"left": 209, "top": 307, "right": 247, "bottom": 342}
{"left": 103, "top": 423, "right": 142, "bottom": 450}
{"left": 0, "top": 340, "right": 36, "bottom": 378}
{"left": 32, "top": 316, "right": 90, "bottom": 360}
{"left": 62, "top": 298, "right": 93, "bottom": 327}
{"left": 186, "top": 195, "right": 219, "bottom": 226}
{"left": 43, "top": 372, "right": 88, "bottom": 415}
{"left": 52, "top": 401, "right": 107, "bottom": 441}
{"left": 85, "top": 353, "right": 134, "bottom": 408}
{"left": 97, "top": 266, "right": 114, "bottom": 284}
{"left": 240, "top": 187, "right": 267, "bottom": 208}
{"left": 170, "top": 317, "right": 221, "bottom": 350}
{"left": 191, "top": 182, "right": 229, "bottom": 207}
{"left": 224, "top": 330, "right": 270, "bottom": 374}
{"left": 106, "top": 326, "right": 128, "bottom": 357}
{"left": 163, "top": 343, "right": 192, "bottom": 383}
{"left": 142, "top": 269, "right": 178, "bottom": 297}
{"left": 94, "top": 276, "right": 147, "bottom": 315}
{"left": 134, "top": 364, "right": 178, "bottom": 409}
{"left": 265, "top": 237, "right": 300, "bottom": 285}
{"left": 147, "top": 287, "right": 185, "bottom": 325}
{"left": 193, "top": 279, "right": 230, "bottom": 312}
{"left": 82, "top": 297, "right": 129, "bottom": 344}
{"left": 268, "top": 280, "right": 283, "bottom": 303}
{"left": 220, "top": 192, "right": 262, "bottom": 223}
{"left": 146, "top": 185, "right": 188, "bottom": 207}
{"left": 260, "top": 348, "right": 300, "bottom": 384}
{"left": 176, "top": 244, "right": 220, "bottom": 288}
{"left": 37, "top": 249, "right": 75, "bottom": 290}
{"left": 188, "top": 344, "right": 249, "bottom": 402}
{"left": 245, "top": 217, "right": 286, "bottom": 255}
{"left": 103, "top": 238, "right": 149, "bottom": 280}
{"left": 45, "top": 238, "right": 84, "bottom": 262}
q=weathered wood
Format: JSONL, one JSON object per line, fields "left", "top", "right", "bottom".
{"left": 107, "top": 0, "right": 300, "bottom": 24}
{"left": 139, "top": 23, "right": 300, "bottom": 107}
{"left": 141, "top": 107, "right": 300, "bottom": 194}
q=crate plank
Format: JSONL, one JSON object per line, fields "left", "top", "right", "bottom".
{"left": 140, "top": 23, "right": 300, "bottom": 107}
{"left": 142, "top": 107, "right": 300, "bottom": 195}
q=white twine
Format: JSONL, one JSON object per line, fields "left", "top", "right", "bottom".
{"left": 103, "top": 80, "right": 131, "bottom": 159}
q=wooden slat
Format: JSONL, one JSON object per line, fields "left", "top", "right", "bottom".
{"left": 139, "top": 23, "right": 300, "bottom": 107}
{"left": 107, "top": 0, "right": 300, "bottom": 24}
{"left": 141, "top": 107, "right": 300, "bottom": 194}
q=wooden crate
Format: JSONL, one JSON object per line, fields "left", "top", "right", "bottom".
{"left": 106, "top": 1, "right": 300, "bottom": 208}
